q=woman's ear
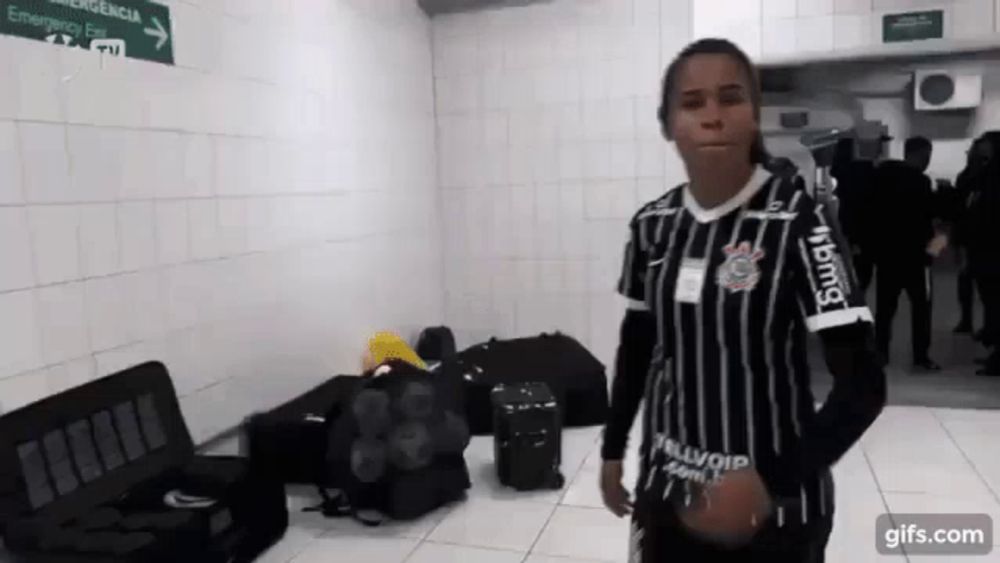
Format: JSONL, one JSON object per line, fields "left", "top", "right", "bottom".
{"left": 657, "top": 105, "right": 672, "bottom": 141}
{"left": 661, "top": 123, "right": 673, "bottom": 141}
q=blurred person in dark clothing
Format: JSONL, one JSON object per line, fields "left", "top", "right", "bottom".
{"left": 966, "top": 132, "right": 1000, "bottom": 376}
{"left": 832, "top": 138, "right": 876, "bottom": 291}
{"left": 951, "top": 137, "right": 992, "bottom": 335}
{"left": 872, "top": 136, "right": 942, "bottom": 371}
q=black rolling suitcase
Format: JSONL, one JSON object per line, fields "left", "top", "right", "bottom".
{"left": 491, "top": 382, "right": 564, "bottom": 491}
{"left": 244, "top": 376, "right": 360, "bottom": 485}
{"left": 458, "top": 332, "right": 609, "bottom": 435}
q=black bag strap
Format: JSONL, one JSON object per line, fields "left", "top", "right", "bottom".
{"left": 303, "top": 487, "right": 350, "bottom": 517}
{"left": 303, "top": 486, "right": 385, "bottom": 527}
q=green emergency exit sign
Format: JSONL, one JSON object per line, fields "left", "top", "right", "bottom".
{"left": 0, "top": 0, "right": 173, "bottom": 64}
{"left": 883, "top": 10, "right": 944, "bottom": 43}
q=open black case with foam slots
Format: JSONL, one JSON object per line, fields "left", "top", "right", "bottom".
{"left": 0, "top": 361, "right": 288, "bottom": 563}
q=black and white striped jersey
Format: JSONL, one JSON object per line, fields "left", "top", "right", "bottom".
{"left": 617, "top": 168, "right": 872, "bottom": 527}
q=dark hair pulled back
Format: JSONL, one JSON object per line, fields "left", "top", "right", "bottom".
{"left": 657, "top": 38, "right": 769, "bottom": 166}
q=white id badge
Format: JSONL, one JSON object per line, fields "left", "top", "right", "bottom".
{"left": 674, "top": 258, "right": 707, "bottom": 304}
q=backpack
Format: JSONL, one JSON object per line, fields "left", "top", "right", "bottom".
{"left": 416, "top": 326, "right": 457, "bottom": 362}
{"left": 316, "top": 359, "right": 471, "bottom": 525}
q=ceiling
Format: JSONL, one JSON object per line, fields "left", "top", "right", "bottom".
{"left": 417, "top": 0, "right": 550, "bottom": 16}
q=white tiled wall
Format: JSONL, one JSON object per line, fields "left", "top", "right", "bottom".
{"left": 694, "top": 0, "right": 764, "bottom": 59}
{"left": 433, "top": 0, "right": 693, "bottom": 367}
{"left": 0, "top": 0, "right": 443, "bottom": 443}
{"left": 759, "top": 0, "right": 1000, "bottom": 59}
{"left": 3, "top": 0, "right": 996, "bottom": 444}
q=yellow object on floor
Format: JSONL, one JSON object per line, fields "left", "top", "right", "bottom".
{"left": 363, "top": 331, "right": 427, "bottom": 371}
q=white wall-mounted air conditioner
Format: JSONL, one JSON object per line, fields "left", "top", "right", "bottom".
{"left": 914, "top": 70, "right": 982, "bottom": 111}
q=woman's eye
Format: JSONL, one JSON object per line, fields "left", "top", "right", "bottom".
{"left": 719, "top": 92, "right": 746, "bottom": 106}
{"left": 680, "top": 98, "right": 703, "bottom": 110}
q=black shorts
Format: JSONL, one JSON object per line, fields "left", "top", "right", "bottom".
{"left": 628, "top": 498, "right": 833, "bottom": 563}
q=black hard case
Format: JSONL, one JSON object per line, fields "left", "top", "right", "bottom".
{"left": 490, "top": 382, "right": 565, "bottom": 491}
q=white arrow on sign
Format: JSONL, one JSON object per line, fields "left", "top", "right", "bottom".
{"left": 143, "top": 16, "right": 169, "bottom": 51}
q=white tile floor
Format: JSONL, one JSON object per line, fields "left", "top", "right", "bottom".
{"left": 256, "top": 405, "right": 1000, "bottom": 563}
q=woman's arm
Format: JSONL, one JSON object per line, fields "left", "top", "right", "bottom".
{"left": 602, "top": 208, "right": 659, "bottom": 460}
{"left": 601, "top": 306, "right": 657, "bottom": 461}
{"left": 798, "top": 322, "right": 886, "bottom": 479}
{"left": 773, "top": 188, "right": 887, "bottom": 493}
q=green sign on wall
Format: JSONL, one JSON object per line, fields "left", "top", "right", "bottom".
{"left": 883, "top": 10, "right": 944, "bottom": 43}
{"left": 0, "top": 0, "right": 173, "bottom": 64}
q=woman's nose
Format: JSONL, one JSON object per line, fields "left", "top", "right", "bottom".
{"left": 700, "top": 101, "right": 723, "bottom": 129}
{"left": 701, "top": 115, "right": 723, "bottom": 130}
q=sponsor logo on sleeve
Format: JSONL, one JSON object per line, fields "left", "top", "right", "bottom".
{"left": 807, "top": 226, "right": 850, "bottom": 307}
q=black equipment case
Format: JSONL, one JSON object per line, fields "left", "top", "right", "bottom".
{"left": 491, "top": 382, "right": 564, "bottom": 491}
{"left": 415, "top": 326, "right": 457, "bottom": 363}
{"left": 326, "top": 360, "right": 472, "bottom": 523}
{"left": 0, "top": 362, "right": 288, "bottom": 563}
{"left": 243, "top": 361, "right": 471, "bottom": 525}
{"left": 456, "top": 332, "right": 609, "bottom": 434}
{"left": 244, "top": 376, "right": 360, "bottom": 486}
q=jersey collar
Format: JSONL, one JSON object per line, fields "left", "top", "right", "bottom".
{"left": 682, "top": 167, "right": 772, "bottom": 224}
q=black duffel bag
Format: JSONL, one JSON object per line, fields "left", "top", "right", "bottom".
{"left": 244, "top": 376, "right": 360, "bottom": 486}
{"left": 455, "top": 332, "right": 609, "bottom": 435}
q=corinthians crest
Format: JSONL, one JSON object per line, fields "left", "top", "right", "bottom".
{"left": 717, "top": 242, "right": 765, "bottom": 292}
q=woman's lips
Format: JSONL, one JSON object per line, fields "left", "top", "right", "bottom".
{"left": 698, "top": 144, "right": 735, "bottom": 152}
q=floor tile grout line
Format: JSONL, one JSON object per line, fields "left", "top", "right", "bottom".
{"left": 279, "top": 530, "right": 330, "bottom": 563}
{"left": 281, "top": 520, "right": 426, "bottom": 563}
{"left": 861, "top": 442, "right": 910, "bottom": 563}
{"left": 930, "top": 408, "right": 1000, "bottom": 506}
{"left": 400, "top": 536, "right": 424, "bottom": 563}
{"left": 416, "top": 538, "right": 527, "bottom": 557}
{"left": 521, "top": 432, "right": 602, "bottom": 562}
{"left": 556, "top": 433, "right": 601, "bottom": 505}
{"left": 520, "top": 503, "right": 559, "bottom": 563}
{"left": 419, "top": 501, "right": 454, "bottom": 546}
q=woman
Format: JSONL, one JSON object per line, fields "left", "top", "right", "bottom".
{"left": 599, "top": 39, "right": 886, "bottom": 562}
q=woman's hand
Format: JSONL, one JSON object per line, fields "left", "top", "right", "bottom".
{"left": 677, "top": 468, "right": 774, "bottom": 547}
{"left": 600, "top": 460, "right": 633, "bottom": 518}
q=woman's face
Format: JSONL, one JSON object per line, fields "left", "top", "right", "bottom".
{"left": 668, "top": 54, "right": 758, "bottom": 171}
